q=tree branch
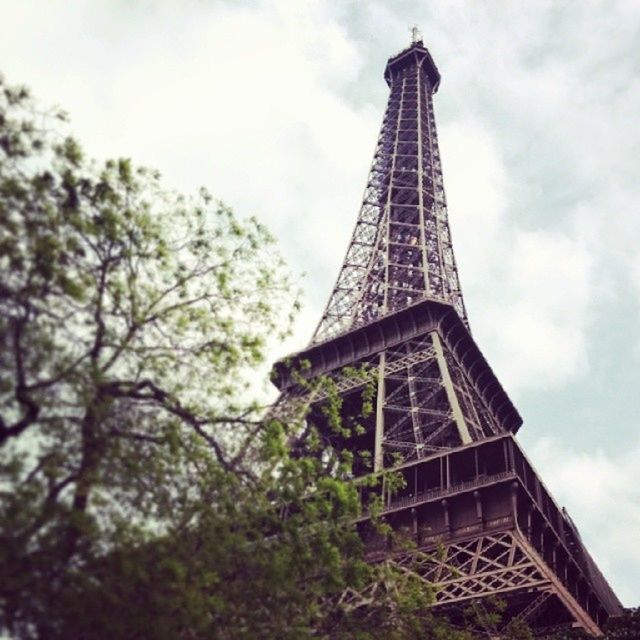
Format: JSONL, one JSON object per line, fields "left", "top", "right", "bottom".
{"left": 0, "top": 314, "right": 40, "bottom": 446}
{"left": 102, "top": 379, "right": 257, "bottom": 477}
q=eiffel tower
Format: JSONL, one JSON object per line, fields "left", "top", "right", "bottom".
{"left": 272, "top": 36, "right": 623, "bottom": 635}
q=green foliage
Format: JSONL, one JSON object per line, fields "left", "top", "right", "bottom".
{"left": 0, "top": 74, "right": 300, "bottom": 638}
{"left": 544, "top": 608, "right": 640, "bottom": 640}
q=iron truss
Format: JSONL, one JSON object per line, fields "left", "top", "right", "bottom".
{"left": 312, "top": 44, "right": 468, "bottom": 344}
{"left": 277, "top": 329, "right": 503, "bottom": 471}
{"left": 353, "top": 531, "right": 601, "bottom": 636}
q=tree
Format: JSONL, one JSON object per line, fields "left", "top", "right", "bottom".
{"left": 0, "top": 75, "right": 525, "bottom": 639}
{"left": 0, "top": 73, "right": 301, "bottom": 637}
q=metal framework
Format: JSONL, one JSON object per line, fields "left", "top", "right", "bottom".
{"left": 272, "top": 38, "right": 623, "bottom": 635}
{"left": 313, "top": 42, "right": 467, "bottom": 344}
{"left": 278, "top": 323, "right": 505, "bottom": 471}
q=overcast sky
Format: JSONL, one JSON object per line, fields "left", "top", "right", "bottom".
{"left": 1, "top": 0, "right": 638, "bottom": 606}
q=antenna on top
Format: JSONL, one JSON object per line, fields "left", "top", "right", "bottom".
{"left": 410, "top": 24, "right": 422, "bottom": 44}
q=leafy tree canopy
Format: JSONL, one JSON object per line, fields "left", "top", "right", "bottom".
{"left": 0, "top": 73, "right": 309, "bottom": 638}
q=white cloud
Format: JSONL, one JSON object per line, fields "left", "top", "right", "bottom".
{"left": 440, "top": 120, "right": 507, "bottom": 283}
{"left": 441, "top": 121, "right": 593, "bottom": 394}
{"left": 490, "top": 230, "right": 592, "bottom": 391}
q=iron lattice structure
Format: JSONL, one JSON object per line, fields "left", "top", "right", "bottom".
{"left": 313, "top": 42, "right": 467, "bottom": 344}
{"left": 273, "top": 39, "right": 623, "bottom": 635}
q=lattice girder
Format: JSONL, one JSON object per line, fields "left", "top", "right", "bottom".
{"left": 362, "top": 529, "right": 601, "bottom": 635}
{"left": 313, "top": 42, "right": 467, "bottom": 345}
{"left": 277, "top": 327, "right": 504, "bottom": 475}
{"left": 418, "top": 532, "right": 548, "bottom": 601}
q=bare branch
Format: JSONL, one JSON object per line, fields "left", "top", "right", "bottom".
{"left": 101, "top": 379, "right": 256, "bottom": 477}
{"left": 0, "top": 314, "right": 40, "bottom": 446}
{"left": 109, "top": 427, "right": 166, "bottom": 445}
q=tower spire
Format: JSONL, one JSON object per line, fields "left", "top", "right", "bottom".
{"left": 312, "top": 40, "right": 467, "bottom": 344}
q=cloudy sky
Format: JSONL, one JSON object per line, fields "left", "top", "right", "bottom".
{"left": 1, "top": 0, "right": 638, "bottom": 606}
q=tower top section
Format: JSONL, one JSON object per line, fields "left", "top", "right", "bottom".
{"left": 384, "top": 40, "right": 441, "bottom": 91}
{"left": 311, "top": 36, "right": 467, "bottom": 345}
